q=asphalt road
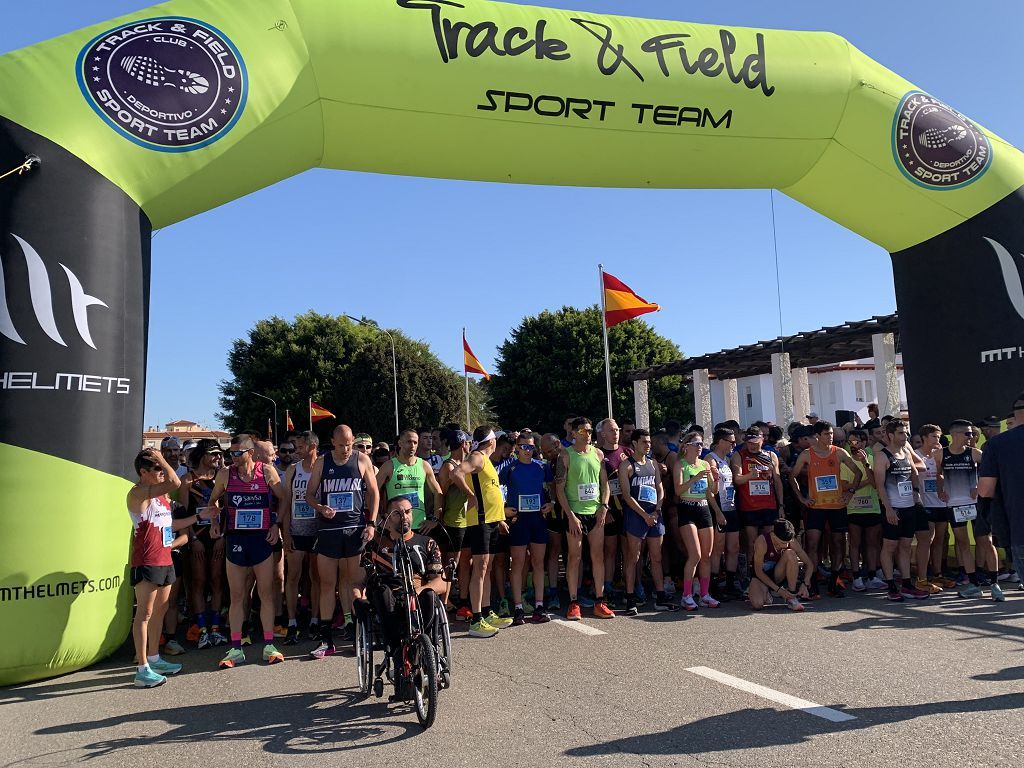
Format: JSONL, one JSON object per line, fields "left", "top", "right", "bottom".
{"left": 2, "top": 587, "right": 1023, "bottom": 767}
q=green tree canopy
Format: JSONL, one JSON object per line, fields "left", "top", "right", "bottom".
{"left": 218, "top": 312, "right": 492, "bottom": 443}
{"left": 488, "top": 306, "right": 691, "bottom": 434}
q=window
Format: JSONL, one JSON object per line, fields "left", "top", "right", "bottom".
{"left": 829, "top": 382, "right": 837, "bottom": 404}
{"left": 865, "top": 379, "right": 874, "bottom": 402}
{"left": 809, "top": 384, "right": 815, "bottom": 406}
{"left": 855, "top": 380, "right": 864, "bottom": 402}
{"left": 745, "top": 386, "right": 753, "bottom": 409}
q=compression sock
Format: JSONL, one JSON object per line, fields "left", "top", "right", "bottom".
{"left": 682, "top": 579, "right": 693, "bottom": 597}
{"left": 263, "top": 631, "right": 273, "bottom": 643}
{"left": 699, "top": 577, "right": 710, "bottom": 597}
{"left": 231, "top": 633, "right": 242, "bottom": 650}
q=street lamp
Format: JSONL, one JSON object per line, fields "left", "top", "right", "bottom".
{"left": 345, "top": 314, "right": 399, "bottom": 438}
{"left": 250, "top": 391, "right": 277, "bottom": 443}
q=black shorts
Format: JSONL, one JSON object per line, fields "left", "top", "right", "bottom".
{"left": 429, "top": 524, "right": 465, "bottom": 553}
{"left": 739, "top": 507, "right": 776, "bottom": 530}
{"left": 291, "top": 534, "right": 317, "bottom": 553}
{"left": 882, "top": 505, "right": 920, "bottom": 541}
{"left": 226, "top": 532, "right": 274, "bottom": 567}
{"left": 491, "top": 529, "right": 510, "bottom": 555}
{"left": 576, "top": 513, "right": 602, "bottom": 535}
{"left": 131, "top": 564, "right": 176, "bottom": 587}
{"left": 679, "top": 501, "right": 713, "bottom": 530}
{"left": 719, "top": 507, "right": 740, "bottom": 534}
{"left": 315, "top": 527, "right": 365, "bottom": 560}
{"left": 914, "top": 504, "right": 930, "bottom": 533}
{"left": 929, "top": 506, "right": 970, "bottom": 530}
{"left": 848, "top": 513, "right": 882, "bottom": 528}
{"left": 804, "top": 507, "right": 849, "bottom": 534}
{"left": 170, "top": 548, "right": 184, "bottom": 578}
{"left": 464, "top": 522, "right": 500, "bottom": 555}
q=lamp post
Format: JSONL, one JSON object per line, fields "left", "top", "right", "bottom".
{"left": 250, "top": 391, "right": 277, "bottom": 443}
{"left": 346, "top": 315, "right": 399, "bottom": 438}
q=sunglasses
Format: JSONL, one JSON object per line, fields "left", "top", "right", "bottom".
{"left": 355, "top": 444, "right": 372, "bottom": 451}
{"left": 685, "top": 440, "right": 703, "bottom": 447}
{"left": 517, "top": 444, "right": 535, "bottom": 451}
{"left": 576, "top": 427, "right": 593, "bottom": 434}
{"left": 280, "top": 448, "right": 295, "bottom": 453}
{"left": 228, "top": 449, "right": 249, "bottom": 458}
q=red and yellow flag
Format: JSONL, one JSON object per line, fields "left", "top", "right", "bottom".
{"left": 309, "top": 401, "right": 335, "bottom": 423}
{"left": 603, "top": 271, "right": 660, "bottom": 328}
{"left": 285, "top": 410, "right": 295, "bottom": 431}
{"left": 463, "top": 332, "right": 490, "bottom": 380}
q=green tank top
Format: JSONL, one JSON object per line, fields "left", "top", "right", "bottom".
{"left": 842, "top": 457, "right": 880, "bottom": 515}
{"left": 566, "top": 447, "right": 601, "bottom": 516}
{"left": 442, "top": 458, "right": 468, "bottom": 528}
{"left": 679, "top": 457, "right": 711, "bottom": 502}
{"left": 386, "top": 457, "right": 427, "bottom": 529}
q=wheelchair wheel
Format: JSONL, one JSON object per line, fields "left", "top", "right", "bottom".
{"left": 434, "top": 601, "right": 452, "bottom": 689}
{"left": 412, "top": 635, "right": 439, "bottom": 729}
{"left": 355, "top": 615, "right": 373, "bottom": 696}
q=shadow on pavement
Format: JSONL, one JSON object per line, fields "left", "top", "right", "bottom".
{"left": 973, "top": 666, "right": 1024, "bottom": 681}
{"left": 30, "top": 689, "right": 421, "bottom": 759}
{"left": 563, "top": 693, "right": 1024, "bottom": 757}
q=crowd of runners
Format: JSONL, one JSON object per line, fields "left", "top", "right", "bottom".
{"left": 126, "top": 391, "right": 1024, "bottom": 688}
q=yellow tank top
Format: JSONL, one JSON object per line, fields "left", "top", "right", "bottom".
{"left": 468, "top": 452, "right": 506, "bottom": 525}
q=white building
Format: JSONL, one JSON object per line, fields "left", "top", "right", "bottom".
{"left": 709, "top": 356, "right": 907, "bottom": 426}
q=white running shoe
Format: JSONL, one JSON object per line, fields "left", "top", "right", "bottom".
{"left": 680, "top": 595, "right": 698, "bottom": 611}
{"left": 851, "top": 577, "right": 866, "bottom": 592}
{"left": 867, "top": 577, "right": 888, "bottom": 590}
{"left": 699, "top": 594, "right": 720, "bottom": 609}
{"left": 663, "top": 577, "right": 677, "bottom": 596}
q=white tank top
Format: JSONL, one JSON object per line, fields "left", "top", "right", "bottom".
{"left": 918, "top": 451, "right": 942, "bottom": 508}
{"left": 288, "top": 460, "right": 318, "bottom": 537}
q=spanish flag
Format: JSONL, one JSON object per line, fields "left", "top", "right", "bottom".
{"left": 463, "top": 331, "right": 490, "bottom": 380}
{"left": 602, "top": 271, "right": 660, "bottom": 328}
{"left": 285, "top": 410, "right": 295, "bottom": 431}
{"left": 309, "top": 400, "right": 335, "bottom": 423}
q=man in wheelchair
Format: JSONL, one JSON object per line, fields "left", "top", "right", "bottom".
{"left": 362, "top": 498, "right": 448, "bottom": 667}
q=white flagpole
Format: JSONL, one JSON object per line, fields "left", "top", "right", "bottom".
{"left": 463, "top": 328, "right": 471, "bottom": 428}
{"left": 599, "top": 264, "right": 614, "bottom": 420}
{"left": 308, "top": 397, "right": 312, "bottom": 431}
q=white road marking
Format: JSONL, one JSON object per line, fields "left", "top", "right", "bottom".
{"left": 551, "top": 618, "right": 607, "bottom": 636}
{"left": 686, "top": 666, "right": 856, "bottom": 722}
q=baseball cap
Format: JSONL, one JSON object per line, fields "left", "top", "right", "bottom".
{"left": 806, "top": 412, "right": 819, "bottom": 419}
{"left": 743, "top": 427, "right": 763, "bottom": 439}
{"left": 862, "top": 418, "right": 881, "bottom": 431}
{"left": 980, "top": 415, "right": 1003, "bottom": 427}
{"left": 182, "top": 440, "right": 198, "bottom": 451}
{"left": 161, "top": 436, "right": 182, "bottom": 450}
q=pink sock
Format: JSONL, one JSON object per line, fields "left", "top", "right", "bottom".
{"left": 683, "top": 579, "right": 693, "bottom": 597}
{"left": 230, "top": 632, "right": 242, "bottom": 642}
{"left": 263, "top": 631, "right": 274, "bottom": 643}
{"left": 699, "top": 577, "right": 711, "bottom": 597}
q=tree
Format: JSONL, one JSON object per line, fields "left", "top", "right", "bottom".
{"left": 218, "top": 312, "right": 492, "bottom": 443}
{"left": 487, "top": 306, "right": 690, "bottom": 434}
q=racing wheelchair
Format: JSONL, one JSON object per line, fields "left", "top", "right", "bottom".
{"left": 354, "top": 529, "right": 453, "bottom": 729}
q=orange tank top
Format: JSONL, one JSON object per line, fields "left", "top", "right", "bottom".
{"left": 807, "top": 446, "right": 843, "bottom": 509}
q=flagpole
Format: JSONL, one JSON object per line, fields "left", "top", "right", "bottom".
{"left": 463, "top": 328, "right": 471, "bottom": 428}
{"left": 599, "top": 264, "right": 614, "bottom": 420}
{"left": 308, "top": 397, "right": 312, "bottom": 431}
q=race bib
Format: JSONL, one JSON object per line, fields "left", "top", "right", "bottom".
{"left": 292, "top": 500, "right": 315, "bottom": 520}
{"left": 401, "top": 491, "right": 421, "bottom": 510}
{"left": 638, "top": 485, "right": 657, "bottom": 504}
{"left": 328, "top": 492, "right": 354, "bottom": 513}
{"left": 234, "top": 508, "right": 264, "bottom": 530}
{"left": 896, "top": 480, "right": 914, "bottom": 498}
{"left": 161, "top": 525, "right": 174, "bottom": 547}
{"left": 691, "top": 478, "right": 708, "bottom": 495}
{"left": 195, "top": 506, "right": 210, "bottom": 526}
{"left": 609, "top": 478, "right": 621, "bottom": 497}
{"left": 815, "top": 475, "right": 838, "bottom": 492}
{"left": 519, "top": 494, "right": 541, "bottom": 512}
{"left": 500, "top": 485, "right": 508, "bottom": 502}
{"left": 924, "top": 478, "right": 938, "bottom": 493}
{"left": 953, "top": 504, "right": 977, "bottom": 522}
{"left": 725, "top": 486, "right": 735, "bottom": 503}
{"left": 750, "top": 480, "right": 771, "bottom": 496}
{"left": 577, "top": 482, "right": 599, "bottom": 501}
{"left": 850, "top": 495, "right": 874, "bottom": 509}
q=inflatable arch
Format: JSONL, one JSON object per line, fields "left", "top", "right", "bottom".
{"left": 2, "top": 0, "right": 1023, "bottom": 684}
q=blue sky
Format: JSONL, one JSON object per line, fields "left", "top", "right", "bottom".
{"left": 3, "top": 1, "right": 1022, "bottom": 431}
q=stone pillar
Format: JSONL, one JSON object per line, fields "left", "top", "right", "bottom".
{"left": 723, "top": 378, "right": 740, "bottom": 424}
{"left": 771, "top": 352, "right": 795, "bottom": 427}
{"left": 632, "top": 379, "right": 650, "bottom": 430}
{"left": 692, "top": 369, "right": 713, "bottom": 435}
{"left": 872, "top": 332, "right": 901, "bottom": 418}
{"left": 792, "top": 367, "right": 811, "bottom": 423}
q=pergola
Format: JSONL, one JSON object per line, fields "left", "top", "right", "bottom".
{"left": 627, "top": 314, "right": 903, "bottom": 429}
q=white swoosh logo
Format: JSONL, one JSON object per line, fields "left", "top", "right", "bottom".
{"left": 984, "top": 237, "right": 1024, "bottom": 323}
{"left": 60, "top": 263, "right": 108, "bottom": 349}
{"left": 14, "top": 234, "right": 66, "bottom": 346}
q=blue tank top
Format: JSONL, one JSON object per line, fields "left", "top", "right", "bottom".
{"left": 318, "top": 451, "right": 366, "bottom": 529}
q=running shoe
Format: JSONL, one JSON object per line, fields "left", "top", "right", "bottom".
{"left": 866, "top": 577, "right": 888, "bottom": 590}
{"left": 786, "top": 598, "right": 805, "bottom": 612}
{"left": 977, "top": 573, "right": 993, "bottom": 587}
{"left": 197, "top": 629, "right": 212, "bottom": 650}
{"left": 991, "top": 582, "right": 1006, "bottom": 602}
{"left": 149, "top": 657, "right": 183, "bottom": 676}
{"left": 565, "top": 601, "right": 582, "bottom": 621}
{"left": 273, "top": 624, "right": 288, "bottom": 638}
{"left": 469, "top": 618, "right": 498, "bottom": 638}
{"left": 547, "top": 595, "right": 562, "bottom": 611}
{"left": 512, "top": 607, "right": 526, "bottom": 627}
{"left": 331, "top": 611, "right": 347, "bottom": 629}
{"left": 455, "top": 606, "right": 473, "bottom": 622}
{"left": 577, "top": 594, "right": 596, "bottom": 609}
{"left": 209, "top": 630, "right": 228, "bottom": 647}
{"left": 827, "top": 582, "right": 845, "bottom": 599}
{"left": 654, "top": 596, "right": 680, "bottom": 612}
{"left": 486, "top": 610, "right": 514, "bottom": 629}
{"left": 900, "top": 585, "right": 930, "bottom": 599}
{"left": 240, "top": 634, "right": 252, "bottom": 647}
{"left": 219, "top": 648, "right": 246, "bottom": 669}
{"left": 698, "top": 595, "right": 720, "bottom": 609}
{"left": 497, "top": 598, "right": 511, "bottom": 619}
{"left": 185, "top": 624, "right": 201, "bottom": 643}
{"left": 997, "top": 570, "right": 1019, "bottom": 584}
{"left": 886, "top": 588, "right": 904, "bottom": 602}
{"left": 263, "top": 644, "right": 285, "bottom": 664}
{"left": 932, "top": 575, "right": 957, "bottom": 589}
{"left": 163, "top": 639, "right": 185, "bottom": 656}
{"left": 309, "top": 643, "right": 337, "bottom": 659}
{"left": 622, "top": 599, "right": 639, "bottom": 617}
{"left": 635, "top": 583, "right": 648, "bottom": 606}
{"left": 851, "top": 577, "right": 866, "bottom": 592}
{"left": 915, "top": 579, "right": 942, "bottom": 595}
{"left": 958, "top": 583, "right": 983, "bottom": 598}
{"left": 662, "top": 577, "right": 676, "bottom": 597}
{"left": 339, "top": 622, "right": 356, "bottom": 642}
{"left": 283, "top": 626, "right": 299, "bottom": 646}
{"left": 954, "top": 573, "right": 970, "bottom": 586}
{"left": 133, "top": 667, "right": 167, "bottom": 688}
{"left": 530, "top": 608, "right": 551, "bottom": 624}
{"left": 593, "top": 601, "right": 615, "bottom": 619}
{"left": 680, "top": 595, "right": 698, "bottom": 611}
